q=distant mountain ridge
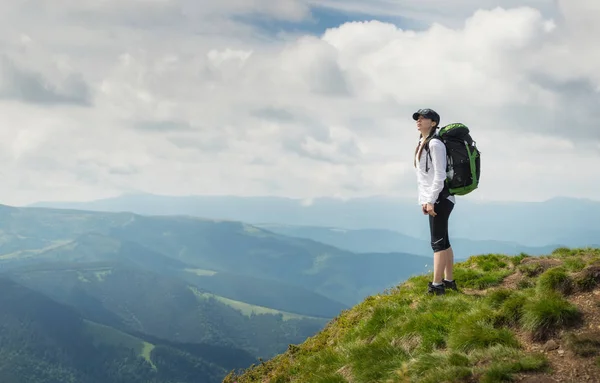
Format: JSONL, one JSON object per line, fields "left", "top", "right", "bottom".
{"left": 27, "top": 193, "right": 600, "bottom": 248}
{"left": 256, "top": 224, "right": 561, "bottom": 259}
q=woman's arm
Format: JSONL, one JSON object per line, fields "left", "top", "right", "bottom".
{"left": 424, "top": 139, "right": 447, "bottom": 204}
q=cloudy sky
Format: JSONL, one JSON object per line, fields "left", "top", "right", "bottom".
{"left": 0, "top": 0, "right": 598, "bottom": 206}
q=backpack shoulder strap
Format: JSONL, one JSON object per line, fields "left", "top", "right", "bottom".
{"left": 424, "top": 133, "right": 441, "bottom": 150}
{"left": 424, "top": 134, "right": 442, "bottom": 171}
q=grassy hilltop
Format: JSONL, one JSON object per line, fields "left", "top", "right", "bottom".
{"left": 224, "top": 247, "right": 600, "bottom": 383}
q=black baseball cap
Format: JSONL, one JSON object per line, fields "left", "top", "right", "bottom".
{"left": 412, "top": 108, "right": 440, "bottom": 124}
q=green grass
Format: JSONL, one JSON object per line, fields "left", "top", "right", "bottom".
{"left": 572, "top": 262, "right": 600, "bottom": 291}
{"left": 0, "top": 239, "right": 72, "bottom": 259}
{"left": 518, "top": 262, "right": 546, "bottom": 277}
{"left": 188, "top": 286, "right": 327, "bottom": 321}
{"left": 453, "top": 253, "right": 514, "bottom": 289}
{"left": 94, "top": 269, "right": 112, "bottom": 281}
{"left": 536, "top": 267, "right": 573, "bottom": 295}
{"left": 140, "top": 342, "right": 155, "bottom": 367}
{"left": 563, "top": 257, "right": 586, "bottom": 272}
{"left": 519, "top": 291, "right": 582, "bottom": 341}
{"left": 223, "top": 247, "right": 600, "bottom": 383}
{"left": 184, "top": 268, "right": 217, "bottom": 276}
{"left": 83, "top": 320, "right": 156, "bottom": 369}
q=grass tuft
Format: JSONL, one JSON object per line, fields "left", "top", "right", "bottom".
{"left": 495, "top": 290, "right": 532, "bottom": 327}
{"left": 510, "top": 253, "right": 530, "bottom": 266}
{"left": 485, "top": 288, "right": 514, "bottom": 308}
{"left": 400, "top": 352, "right": 473, "bottom": 383}
{"left": 347, "top": 336, "right": 408, "bottom": 382}
{"left": 563, "top": 331, "right": 600, "bottom": 357}
{"left": 518, "top": 262, "right": 546, "bottom": 277}
{"left": 563, "top": 257, "right": 586, "bottom": 272}
{"left": 520, "top": 292, "right": 582, "bottom": 341}
{"left": 572, "top": 264, "right": 600, "bottom": 292}
{"left": 517, "top": 278, "right": 535, "bottom": 289}
{"left": 470, "top": 346, "right": 549, "bottom": 383}
{"left": 552, "top": 247, "right": 576, "bottom": 257}
{"left": 469, "top": 253, "right": 510, "bottom": 271}
{"left": 457, "top": 254, "right": 514, "bottom": 286}
{"left": 448, "top": 319, "right": 519, "bottom": 352}
{"left": 536, "top": 266, "right": 573, "bottom": 295}
{"left": 447, "top": 304, "right": 520, "bottom": 352}
{"left": 453, "top": 268, "right": 512, "bottom": 290}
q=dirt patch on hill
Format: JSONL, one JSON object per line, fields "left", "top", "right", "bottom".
{"left": 513, "top": 287, "right": 600, "bottom": 382}
{"left": 469, "top": 255, "right": 600, "bottom": 382}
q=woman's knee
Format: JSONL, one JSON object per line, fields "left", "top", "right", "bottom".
{"left": 431, "top": 240, "right": 451, "bottom": 252}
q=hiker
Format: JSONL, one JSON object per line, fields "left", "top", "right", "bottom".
{"left": 413, "top": 108, "right": 458, "bottom": 295}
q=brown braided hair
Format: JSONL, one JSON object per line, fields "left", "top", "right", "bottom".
{"left": 414, "top": 128, "right": 437, "bottom": 168}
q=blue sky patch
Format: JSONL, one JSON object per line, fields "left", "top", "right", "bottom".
{"left": 235, "top": 4, "right": 419, "bottom": 37}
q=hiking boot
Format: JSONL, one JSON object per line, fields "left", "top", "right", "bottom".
{"left": 427, "top": 282, "right": 445, "bottom": 295}
{"left": 443, "top": 279, "right": 458, "bottom": 292}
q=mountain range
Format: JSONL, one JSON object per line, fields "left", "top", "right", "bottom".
{"left": 28, "top": 193, "right": 600, "bottom": 251}
{"left": 255, "top": 224, "right": 560, "bottom": 259}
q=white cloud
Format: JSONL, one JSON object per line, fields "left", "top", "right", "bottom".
{"left": 306, "top": 0, "right": 557, "bottom": 28}
{"left": 0, "top": 0, "right": 598, "bottom": 206}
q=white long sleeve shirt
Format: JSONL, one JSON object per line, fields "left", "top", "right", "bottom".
{"left": 415, "top": 136, "right": 456, "bottom": 205}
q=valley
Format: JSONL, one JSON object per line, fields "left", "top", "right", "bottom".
{"left": 0, "top": 203, "right": 430, "bottom": 382}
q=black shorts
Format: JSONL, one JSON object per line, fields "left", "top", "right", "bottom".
{"left": 429, "top": 197, "right": 454, "bottom": 252}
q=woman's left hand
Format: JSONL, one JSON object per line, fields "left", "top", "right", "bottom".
{"left": 426, "top": 203, "right": 437, "bottom": 217}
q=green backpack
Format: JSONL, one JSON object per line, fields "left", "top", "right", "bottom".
{"left": 426, "top": 123, "right": 481, "bottom": 197}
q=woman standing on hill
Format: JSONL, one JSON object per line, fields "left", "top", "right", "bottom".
{"left": 413, "top": 108, "right": 458, "bottom": 295}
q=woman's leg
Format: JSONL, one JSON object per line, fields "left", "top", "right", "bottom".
{"left": 432, "top": 249, "right": 445, "bottom": 284}
{"left": 444, "top": 247, "right": 454, "bottom": 281}
{"left": 429, "top": 212, "right": 445, "bottom": 284}
{"left": 440, "top": 200, "right": 457, "bottom": 290}
{"left": 442, "top": 200, "right": 454, "bottom": 280}
{"left": 428, "top": 198, "right": 453, "bottom": 293}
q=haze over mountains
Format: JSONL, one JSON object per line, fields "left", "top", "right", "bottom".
{"left": 30, "top": 193, "right": 600, "bottom": 253}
